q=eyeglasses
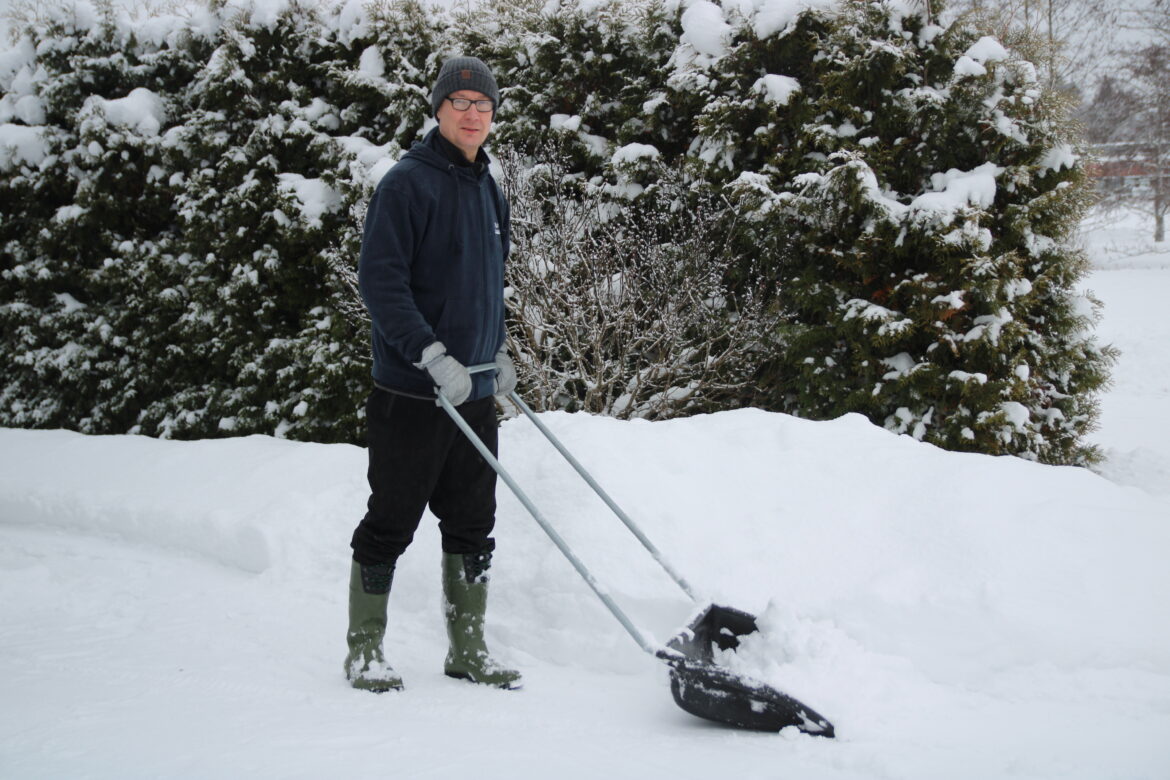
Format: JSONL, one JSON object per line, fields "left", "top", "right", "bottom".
{"left": 445, "top": 97, "right": 495, "bottom": 113}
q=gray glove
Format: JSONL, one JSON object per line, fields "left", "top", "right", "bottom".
{"left": 415, "top": 342, "right": 471, "bottom": 406}
{"left": 494, "top": 348, "right": 517, "bottom": 397}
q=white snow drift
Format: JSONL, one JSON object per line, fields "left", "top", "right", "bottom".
{"left": 2, "top": 229, "right": 1169, "bottom": 777}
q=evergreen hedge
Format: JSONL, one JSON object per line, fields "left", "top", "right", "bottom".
{"left": 0, "top": 0, "right": 1113, "bottom": 464}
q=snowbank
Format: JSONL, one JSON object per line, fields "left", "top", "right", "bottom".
{"left": 2, "top": 398, "right": 1168, "bottom": 778}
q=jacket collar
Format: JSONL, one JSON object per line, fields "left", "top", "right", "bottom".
{"left": 411, "top": 127, "right": 490, "bottom": 175}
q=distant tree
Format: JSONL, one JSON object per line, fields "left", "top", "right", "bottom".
{"left": 1121, "top": 0, "right": 1170, "bottom": 48}
{"left": 1081, "top": 57, "right": 1169, "bottom": 244}
{"left": 1080, "top": 76, "right": 1142, "bottom": 146}
{"left": 1113, "top": 44, "right": 1169, "bottom": 241}
{"left": 946, "top": 0, "right": 1119, "bottom": 92}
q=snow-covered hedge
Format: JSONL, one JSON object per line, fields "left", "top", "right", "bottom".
{"left": 0, "top": 0, "right": 433, "bottom": 442}
{"left": 0, "top": 0, "right": 1112, "bottom": 463}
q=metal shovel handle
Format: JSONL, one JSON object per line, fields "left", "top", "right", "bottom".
{"left": 462, "top": 363, "right": 696, "bottom": 600}
{"left": 436, "top": 378, "right": 660, "bottom": 656}
{"left": 501, "top": 390, "right": 698, "bottom": 602}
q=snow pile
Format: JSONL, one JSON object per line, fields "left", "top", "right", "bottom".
{"left": 954, "top": 35, "right": 1008, "bottom": 77}
{"left": 277, "top": 173, "right": 344, "bottom": 227}
{"left": 751, "top": 0, "right": 839, "bottom": 39}
{"left": 0, "top": 45, "right": 49, "bottom": 165}
{"left": 680, "top": 1, "right": 731, "bottom": 60}
{"left": 357, "top": 45, "right": 385, "bottom": 78}
{"left": 754, "top": 73, "right": 801, "bottom": 105}
{"left": 611, "top": 142, "right": 660, "bottom": 166}
{"left": 910, "top": 162, "right": 1002, "bottom": 217}
{"left": 679, "top": 0, "right": 840, "bottom": 61}
{"left": 2, "top": 344, "right": 1169, "bottom": 778}
{"left": 83, "top": 87, "right": 167, "bottom": 135}
{"left": 0, "top": 122, "right": 48, "bottom": 170}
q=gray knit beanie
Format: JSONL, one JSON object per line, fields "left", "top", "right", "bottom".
{"left": 430, "top": 56, "right": 500, "bottom": 117}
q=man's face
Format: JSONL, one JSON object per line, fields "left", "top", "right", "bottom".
{"left": 436, "top": 89, "right": 494, "bottom": 162}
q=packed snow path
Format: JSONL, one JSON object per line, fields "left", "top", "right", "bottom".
{"left": 2, "top": 254, "right": 1169, "bottom": 777}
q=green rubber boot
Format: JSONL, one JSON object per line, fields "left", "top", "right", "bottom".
{"left": 442, "top": 551, "right": 522, "bottom": 690}
{"left": 344, "top": 560, "right": 404, "bottom": 692}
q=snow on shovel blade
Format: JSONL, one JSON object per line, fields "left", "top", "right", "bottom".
{"left": 658, "top": 604, "right": 835, "bottom": 737}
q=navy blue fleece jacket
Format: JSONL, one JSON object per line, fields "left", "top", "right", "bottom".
{"left": 358, "top": 128, "right": 510, "bottom": 401}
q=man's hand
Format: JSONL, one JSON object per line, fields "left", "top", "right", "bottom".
{"left": 415, "top": 342, "right": 472, "bottom": 405}
{"left": 494, "top": 348, "right": 517, "bottom": 397}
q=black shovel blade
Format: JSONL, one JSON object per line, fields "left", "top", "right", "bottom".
{"left": 659, "top": 604, "right": 835, "bottom": 737}
{"left": 666, "top": 659, "right": 835, "bottom": 736}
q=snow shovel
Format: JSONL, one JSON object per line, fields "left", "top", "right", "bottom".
{"left": 437, "top": 369, "right": 835, "bottom": 737}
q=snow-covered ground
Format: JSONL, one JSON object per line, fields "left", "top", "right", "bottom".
{"left": 1079, "top": 208, "right": 1170, "bottom": 497}
{"left": 2, "top": 212, "right": 1169, "bottom": 779}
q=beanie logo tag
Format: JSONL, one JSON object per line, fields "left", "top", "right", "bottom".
{"left": 460, "top": 69, "right": 472, "bottom": 80}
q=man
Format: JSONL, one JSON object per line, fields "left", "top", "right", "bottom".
{"left": 344, "top": 56, "right": 520, "bottom": 693}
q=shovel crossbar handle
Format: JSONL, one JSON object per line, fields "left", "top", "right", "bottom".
{"left": 436, "top": 383, "right": 660, "bottom": 657}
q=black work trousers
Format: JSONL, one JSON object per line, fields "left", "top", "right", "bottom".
{"left": 350, "top": 388, "right": 498, "bottom": 566}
